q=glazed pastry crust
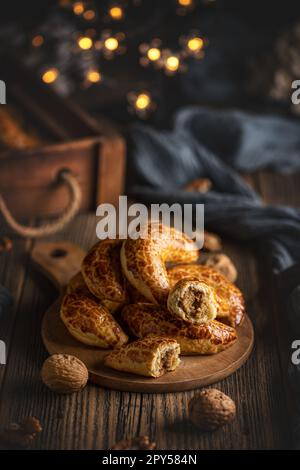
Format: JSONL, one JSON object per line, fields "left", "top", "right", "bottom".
{"left": 121, "top": 303, "right": 237, "bottom": 355}
{"left": 67, "top": 272, "right": 94, "bottom": 298}
{"left": 60, "top": 292, "right": 128, "bottom": 348}
{"left": 81, "top": 239, "right": 128, "bottom": 312}
{"left": 104, "top": 337, "right": 181, "bottom": 377}
{"left": 121, "top": 223, "right": 199, "bottom": 305}
{"left": 167, "top": 278, "right": 218, "bottom": 324}
{"left": 168, "top": 265, "right": 244, "bottom": 327}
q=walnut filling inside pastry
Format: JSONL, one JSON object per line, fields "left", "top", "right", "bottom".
{"left": 167, "top": 264, "right": 245, "bottom": 327}
{"left": 104, "top": 337, "right": 181, "bottom": 378}
{"left": 167, "top": 278, "right": 217, "bottom": 324}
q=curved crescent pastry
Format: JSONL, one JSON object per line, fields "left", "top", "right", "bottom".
{"left": 167, "top": 278, "right": 218, "bottom": 324}
{"left": 60, "top": 292, "right": 128, "bottom": 348}
{"left": 67, "top": 272, "right": 94, "bottom": 298}
{"left": 121, "top": 303, "right": 237, "bottom": 355}
{"left": 167, "top": 265, "right": 245, "bottom": 327}
{"left": 104, "top": 337, "right": 181, "bottom": 377}
{"left": 121, "top": 223, "right": 199, "bottom": 305}
{"left": 81, "top": 239, "right": 128, "bottom": 313}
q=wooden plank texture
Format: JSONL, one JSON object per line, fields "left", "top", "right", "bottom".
{"left": 0, "top": 171, "right": 299, "bottom": 449}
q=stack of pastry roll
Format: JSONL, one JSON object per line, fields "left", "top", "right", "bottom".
{"left": 59, "top": 223, "right": 245, "bottom": 378}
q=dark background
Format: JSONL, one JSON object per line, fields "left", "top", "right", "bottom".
{"left": 1, "top": 0, "right": 300, "bottom": 127}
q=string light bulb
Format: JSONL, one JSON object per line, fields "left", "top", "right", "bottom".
{"left": 135, "top": 93, "right": 151, "bottom": 110}
{"left": 32, "top": 35, "right": 44, "bottom": 47}
{"left": 78, "top": 36, "right": 93, "bottom": 50}
{"left": 109, "top": 6, "right": 124, "bottom": 20}
{"left": 83, "top": 10, "right": 95, "bottom": 20}
{"left": 73, "top": 2, "right": 85, "bottom": 15}
{"left": 178, "top": 0, "right": 193, "bottom": 5}
{"left": 139, "top": 39, "right": 162, "bottom": 68}
{"left": 147, "top": 48, "right": 161, "bottom": 61}
{"left": 165, "top": 55, "right": 180, "bottom": 72}
{"left": 42, "top": 68, "right": 59, "bottom": 84}
{"left": 127, "top": 91, "right": 155, "bottom": 117}
{"left": 86, "top": 70, "right": 102, "bottom": 83}
{"left": 104, "top": 37, "right": 119, "bottom": 51}
{"left": 187, "top": 37, "right": 204, "bottom": 52}
{"left": 180, "top": 32, "right": 206, "bottom": 59}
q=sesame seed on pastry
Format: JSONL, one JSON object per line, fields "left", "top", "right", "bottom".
{"left": 121, "top": 303, "right": 237, "bottom": 355}
{"left": 167, "top": 278, "right": 218, "bottom": 324}
{"left": 104, "top": 337, "right": 181, "bottom": 378}
{"left": 167, "top": 265, "right": 245, "bottom": 327}
{"left": 120, "top": 223, "right": 199, "bottom": 306}
{"left": 81, "top": 239, "right": 128, "bottom": 313}
{"left": 60, "top": 292, "right": 128, "bottom": 348}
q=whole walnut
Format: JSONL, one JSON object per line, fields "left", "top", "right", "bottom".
{"left": 189, "top": 388, "right": 236, "bottom": 431}
{"left": 41, "top": 354, "right": 88, "bottom": 393}
{"left": 202, "top": 253, "right": 237, "bottom": 283}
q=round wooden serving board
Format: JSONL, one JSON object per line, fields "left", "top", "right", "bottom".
{"left": 33, "top": 241, "right": 254, "bottom": 393}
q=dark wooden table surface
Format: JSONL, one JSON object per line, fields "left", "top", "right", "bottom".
{"left": 0, "top": 170, "right": 299, "bottom": 450}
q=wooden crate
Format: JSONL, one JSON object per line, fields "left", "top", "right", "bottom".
{"left": 0, "top": 55, "right": 126, "bottom": 218}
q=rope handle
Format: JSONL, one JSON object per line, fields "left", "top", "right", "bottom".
{"left": 0, "top": 169, "right": 82, "bottom": 238}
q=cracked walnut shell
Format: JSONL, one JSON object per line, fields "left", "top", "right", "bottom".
{"left": 189, "top": 388, "right": 236, "bottom": 431}
{"left": 41, "top": 354, "right": 88, "bottom": 393}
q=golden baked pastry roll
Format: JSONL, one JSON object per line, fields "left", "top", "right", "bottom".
{"left": 82, "top": 239, "right": 128, "bottom": 313}
{"left": 104, "top": 337, "right": 181, "bottom": 377}
{"left": 67, "top": 272, "right": 94, "bottom": 298}
{"left": 121, "top": 303, "right": 237, "bottom": 355}
{"left": 167, "top": 278, "right": 217, "bottom": 324}
{"left": 121, "top": 223, "right": 199, "bottom": 305}
{"left": 168, "top": 265, "right": 244, "bottom": 327}
{"left": 60, "top": 292, "right": 128, "bottom": 348}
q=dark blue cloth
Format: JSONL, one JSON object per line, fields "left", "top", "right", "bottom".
{"left": 127, "top": 107, "right": 300, "bottom": 274}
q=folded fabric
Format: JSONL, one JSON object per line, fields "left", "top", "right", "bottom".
{"left": 127, "top": 107, "right": 300, "bottom": 274}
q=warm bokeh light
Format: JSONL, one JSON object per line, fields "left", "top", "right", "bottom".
{"left": 165, "top": 55, "right": 180, "bottom": 71}
{"left": 42, "top": 68, "right": 59, "bottom": 84}
{"left": 32, "top": 35, "right": 44, "bottom": 47}
{"left": 78, "top": 36, "right": 93, "bottom": 50}
{"left": 178, "top": 0, "right": 193, "bottom": 6}
{"left": 73, "top": 2, "right": 84, "bottom": 15}
{"left": 187, "top": 37, "right": 204, "bottom": 52}
{"left": 135, "top": 93, "right": 151, "bottom": 110}
{"left": 147, "top": 47, "right": 161, "bottom": 61}
{"left": 104, "top": 37, "right": 119, "bottom": 51}
{"left": 86, "top": 70, "right": 102, "bottom": 83}
{"left": 109, "top": 6, "right": 124, "bottom": 20}
{"left": 83, "top": 10, "right": 95, "bottom": 20}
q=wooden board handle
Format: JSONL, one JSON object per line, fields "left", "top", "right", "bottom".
{"left": 31, "top": 241, "right": 86, "bottom": 291}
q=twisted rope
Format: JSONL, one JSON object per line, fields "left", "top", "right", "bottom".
{"left": 0, "top": 170, "right": 81, "bottom": 238}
